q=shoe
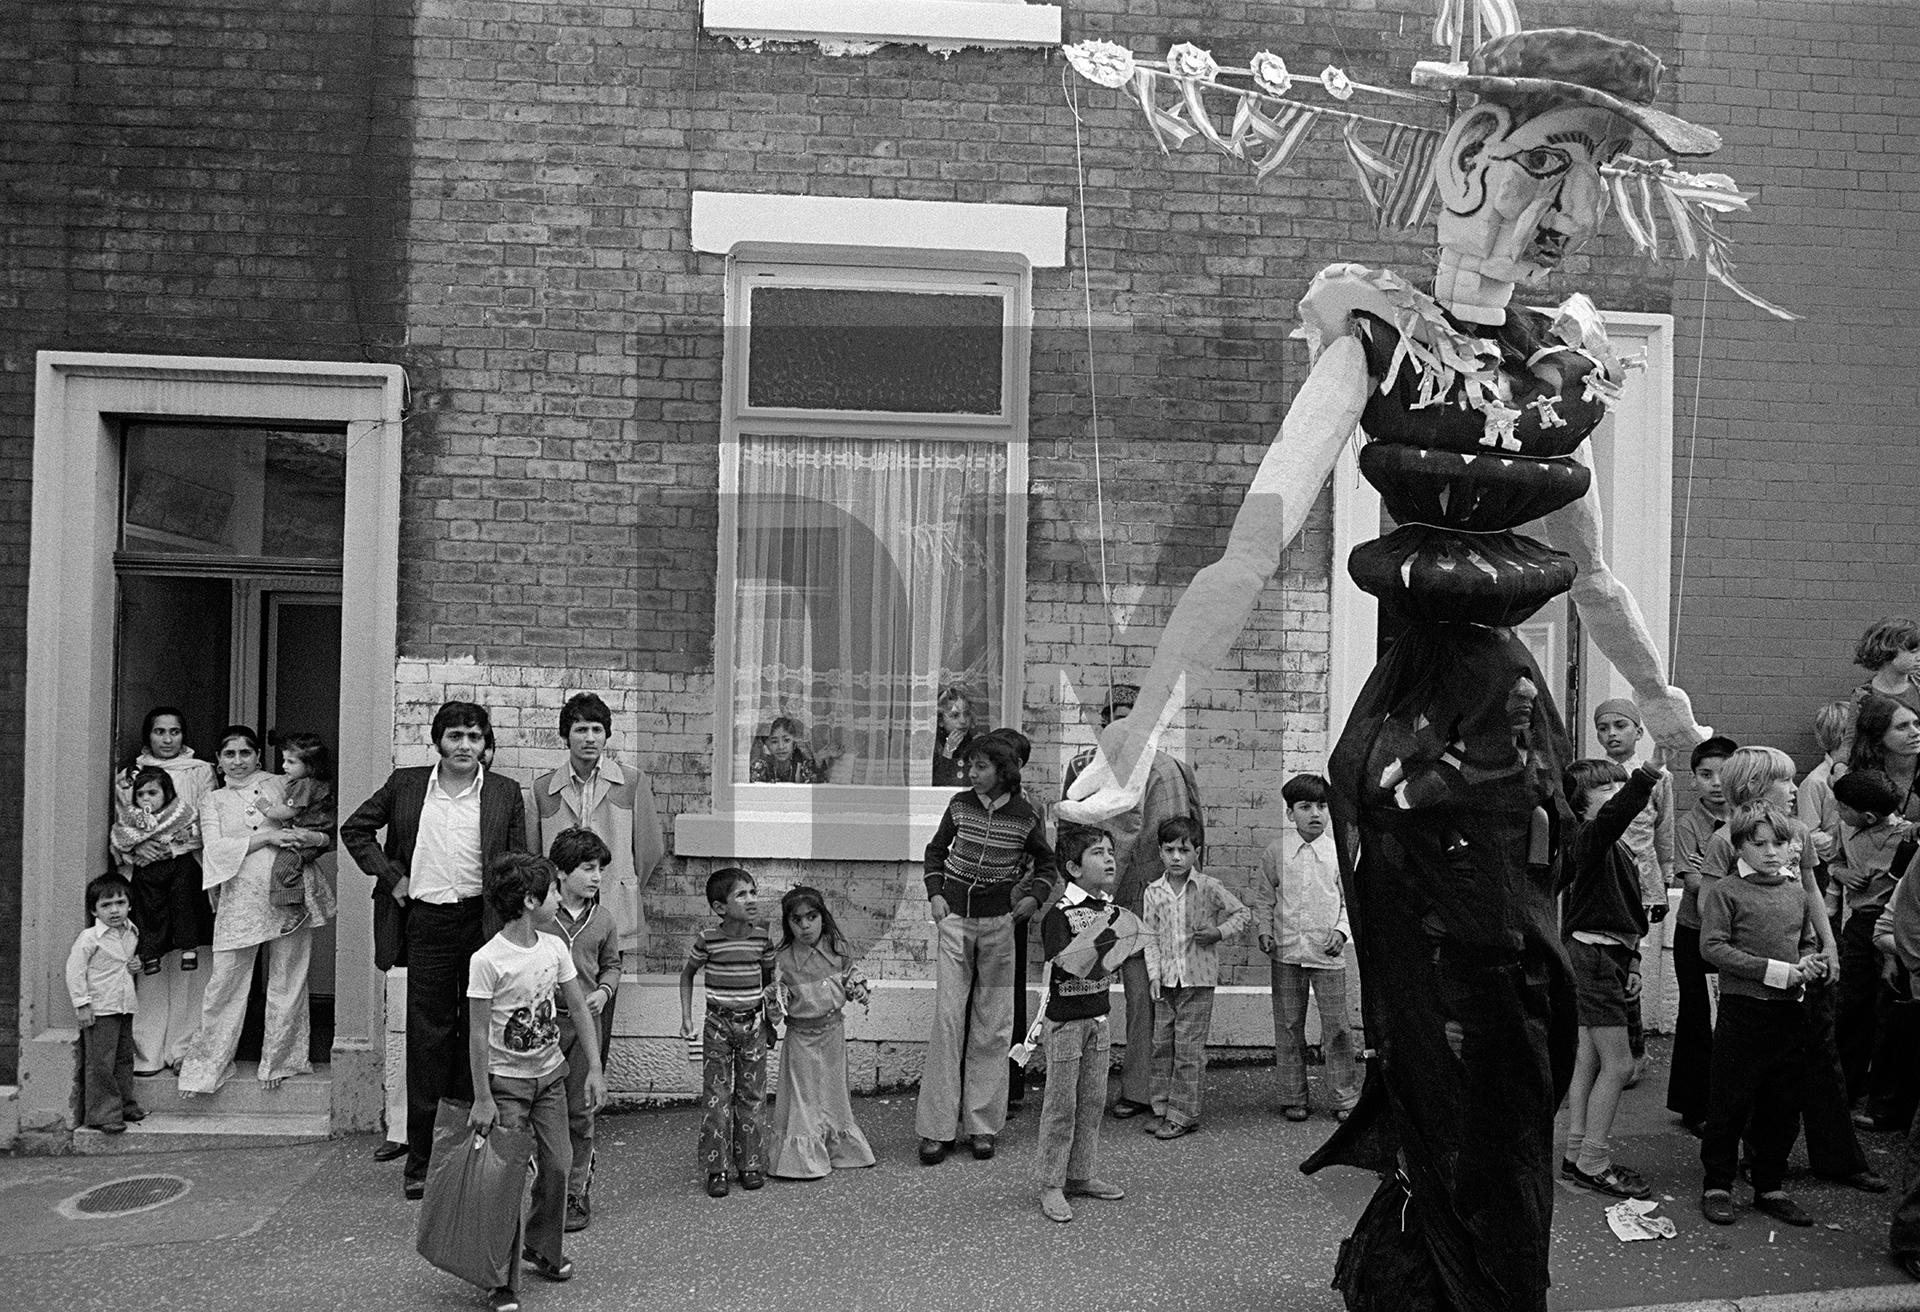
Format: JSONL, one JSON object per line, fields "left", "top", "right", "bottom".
{"left": 740, "top": 1171, "right": 765, "bottom": 1190}
{"left": 1141, "top": 1116, "right": 1166, "bottom": 1136}
{"left": 1333, "top": 1109, "right": 1350, "bottom": 1123}
{"left": 918, "top": 1138, "right": 948, "bottom": 1166}
{"left": 1826, "top": 1170, "right": 1891, "bottom": 1194}
{"left": 179, "top": 952, "right": 198, "bottom": 971}
{"left": 122, "top": 1108, "right": 146, "bottom": 1123}
{"left": 1282, "top": 1106, "right": 1309, "bottom": 1122}
{"left": 96, "top": 1122, "right": 126, "bottom": 1135}
{"left": 1852, "top": 1109, "right": 1879, "bottom": 1131}
{"left": 1109, "top": 1099, "right": 1150, "bottom": 1120}
{"left": 565, "top": 1195, "right": 589, "bottom": 1232}
{"left": 970, "top": 1135, "right": 995, "bottom": 1160}
{"left": 1066, "top": 1177, "right": 1125, "bottom": 1200}
{"left": 372, "top": 1140, "right": 409, "bottom": 1163}
{"left": 1754, "top": 1192, "right": 1814, "bottom": 1227}
{"left": 1040, "top": 1187, "right": 1074, "bottom": 1223}
{"left": 1701, "top": 1190, "right": 1736, "bottom": 1225}
{"left": 1154, "top": 1120, "right": 1195, "bottom": 1140}
{"left": 1567, "top": 1161, "right": 1652, "bottom": 1200}
{"left": 1560, "top": 1157, "right": 1578, "bottom": 1181}
{"left": 705, "top": 1174, "right": 729, "bottom": 1198}
{"left": 489, "top": 1287, "right": 520, "bottom": 1312}
{"left": 141, "top": 958, "right": 161, "bottom": 976}
{"left": 522, "top": 1249, "right": 573, "bottom": 1282}
{"left": 403, "top": 1180, "right": 425, "bottom": 1201}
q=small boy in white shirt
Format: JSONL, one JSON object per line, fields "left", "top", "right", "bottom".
{"left": 466, "top": 853, "right": 606, "bottom": 1312}
{"left": 1253, "top": 774, "right": 1358, "bottom": 1123}
{"left": 66, "top": 873, "right": 144, "bottom": 1134}
{"left": 1141, "top": 814, "right": 1249, "bottom": 1139}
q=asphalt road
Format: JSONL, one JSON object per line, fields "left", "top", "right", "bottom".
{"left": 3, "top": 1039, "right": 1916, "bottom": 1312}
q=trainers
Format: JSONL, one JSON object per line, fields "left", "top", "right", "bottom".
{"left": 1755, "top": 1192, "right": 1814, "bottom": 1227}
{"left": 705, "top": 1173, "right": 729, "bottom": 1198}
{"left": 1701, "top": 1190, "right": 1736, "bottom": 1225}
{"left": 1567, "top": 1161, "right": 1652, "bottom": 1200}
{"left": 1040, "top": 1187, "right": 1074, "bottom": 1223}
{"left": 565, "top": 1194, "right": 589, "bottom": 1232}
{"left": 522, "top": 1249, "right": 573, "bottom": 1282}
{"left": 489, "top": 1287, "right": 520, "bottom": 1312}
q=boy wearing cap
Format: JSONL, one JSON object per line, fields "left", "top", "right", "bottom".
{"left": 1594, "top": 698, "right": 1675, "bottom": 1082}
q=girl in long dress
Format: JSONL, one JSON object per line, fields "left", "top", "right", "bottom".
{"left": 117, "top": 706, "right": 218, "bottom": 1073}
{"left": 176, "top": 725, "right": 333, "bottom": 1094}
{"left": 768, "top": 886, "right": 875, "bottom": 1179}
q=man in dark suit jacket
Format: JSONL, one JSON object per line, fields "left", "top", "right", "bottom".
{"left": 342, "top": 700, "right": 528, "bottom": 1197}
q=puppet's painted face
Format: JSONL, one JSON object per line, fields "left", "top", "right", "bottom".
{"left": 1436, "top": 101, "right": 1631, "bottom": 287}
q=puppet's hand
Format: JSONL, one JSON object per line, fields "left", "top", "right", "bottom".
{"left": 1058, "top": 718, "right": 1153, "bottom": 824}
{"left": 1639, "top": 686, "right": 1710, "bottom": 754}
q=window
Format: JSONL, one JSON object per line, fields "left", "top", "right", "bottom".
{"left": 693, "top": 257, "right": 1029, "bottom": 856}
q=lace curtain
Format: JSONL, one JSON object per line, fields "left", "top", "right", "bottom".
{"left": 732, "top": 433, "right": 1006, "bottom": 786}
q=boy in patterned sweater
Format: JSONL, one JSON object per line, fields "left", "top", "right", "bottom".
{"left": 1034, "top": 824, "right": 1140, "bottom": 1222}
{"left": 917, "top": 735, "right": 1056, "bottom": 1165}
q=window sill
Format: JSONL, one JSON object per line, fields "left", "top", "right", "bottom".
{"left": 701, "top": 0, "right": 1061, "bottom": 51}
{"left": 676, "top": 789, "right": 955, "bottom": 861}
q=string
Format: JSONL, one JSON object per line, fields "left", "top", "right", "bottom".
{"left": 1065, "top": 65, "right": 1117, "bottom": 690}
{"left": 1670, "top": 264, "right": 1712, "bottom": 683}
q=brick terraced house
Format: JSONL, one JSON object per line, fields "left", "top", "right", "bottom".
{"left": 3, "top": 0, "right": 1916, "bottom": 1143}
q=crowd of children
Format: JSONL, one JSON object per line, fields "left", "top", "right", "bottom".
{"left": 74, "top": 617, "right": 1920, "bottom": 1305}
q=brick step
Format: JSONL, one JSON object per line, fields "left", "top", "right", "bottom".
{"left": 132, "top": 1063, "right": 331, "bottom": 1116}
{"left": 72, "top": 1111, "right": 331, "bottom": 1154}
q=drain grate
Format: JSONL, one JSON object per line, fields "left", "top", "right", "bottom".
{"left": 63, "top": 1175, "right": 192, "bottom": 1219}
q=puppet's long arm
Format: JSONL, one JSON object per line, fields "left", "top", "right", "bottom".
{"left": 1060, "top": 336, "right": 1370, "bottom": 823}
{"left": 1537, "top": 446, "right": 1711, "bottom": 752}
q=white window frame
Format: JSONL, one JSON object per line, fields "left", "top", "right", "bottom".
{"left": 701, "top": 0, "right": 1060, "bottom": 52}
{"left": 1327, "top": 311, "right": 1676, "bottom": 762}
{"left": 678, "top": 250, "right": 1031, "bottom": 860}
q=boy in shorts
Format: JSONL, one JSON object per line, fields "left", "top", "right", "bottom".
{"left": 1560, "top": 752, "right": 1666, "bottom": 1198}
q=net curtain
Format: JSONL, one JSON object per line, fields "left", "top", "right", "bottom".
{"left": 732, "top": 434, "right": 1006, "bottom": 786}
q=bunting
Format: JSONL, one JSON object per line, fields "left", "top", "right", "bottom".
{"left": 1343, "top": 119, "right": 1445, "bottom": 233}
{"left": 1603, "top": 155, "right": 1803, "bottom": 321}
{"left": 1230, "top": 97, "right": 1318, "bottom": 181}
{"left": 1431, "top": 0, "right": 1522, "bottom": 52}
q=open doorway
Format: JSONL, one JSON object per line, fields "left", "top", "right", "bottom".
{"left": 111, "top": 420, "right": 346, "bottom": 1067}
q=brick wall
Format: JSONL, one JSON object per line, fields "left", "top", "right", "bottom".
{"left": 396, "top": 0, "right": 1680, "bottom": 984}
{"left": 0, "top": 0, "right": 413, "bottom": 1078}
{"left": 1668, "top": 1, "right": 1920, "bottom": 773}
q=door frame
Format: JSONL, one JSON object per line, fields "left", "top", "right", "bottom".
{"left": 23, "top": 353, "right": 403, "bottom": 1139}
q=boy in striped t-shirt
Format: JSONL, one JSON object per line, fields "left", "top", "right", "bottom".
{"left": 679, "top": 867, "right": 779, "bottom": 1198}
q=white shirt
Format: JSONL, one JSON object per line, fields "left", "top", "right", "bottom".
{"left": 1258, "top": 832, "right": 1351, "bottom": 968}
{"left": 67, "top": 921, "right": 139, "bottom": 1015}
{"left": 410, "top": 763, "right": 485, "bottom": 904}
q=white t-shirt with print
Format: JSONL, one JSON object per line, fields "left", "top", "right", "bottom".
{"left": 467, "top": 930, "right": 578, "bottom": 1081}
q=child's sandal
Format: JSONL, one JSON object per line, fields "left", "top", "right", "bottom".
{"left": 141, "top": 958, "right": 162, "bottom": 976}
{"left": 179, "top": 952, "right": 198, "bottom": 971}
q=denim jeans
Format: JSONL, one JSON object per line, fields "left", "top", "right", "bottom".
{"left": 1034, "top": 1015, "right": 1109, "bottom": 1188}
{"left": 492, "top": 1066, "right": 572, "bottom": 1288}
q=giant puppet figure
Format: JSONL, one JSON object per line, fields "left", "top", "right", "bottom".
{"left": 1062, "top": 29, "right": 1745, "bottom": 1312}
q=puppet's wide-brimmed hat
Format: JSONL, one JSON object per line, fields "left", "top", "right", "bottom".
{"left": 1413, "top": 28, "right": 1721, "bottom": 156}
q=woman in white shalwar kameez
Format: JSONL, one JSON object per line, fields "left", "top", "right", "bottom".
{"left": 176, "top": 726, "right": 332, "bottom": 1094}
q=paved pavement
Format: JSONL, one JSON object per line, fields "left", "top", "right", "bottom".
{"left": 3, "top": 1038, "right": 1917, "bottom": 1312}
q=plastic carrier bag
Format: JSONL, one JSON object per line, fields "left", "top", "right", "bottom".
{"left": 415, "top": 1099, "right": 536, "bottom": 1291}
